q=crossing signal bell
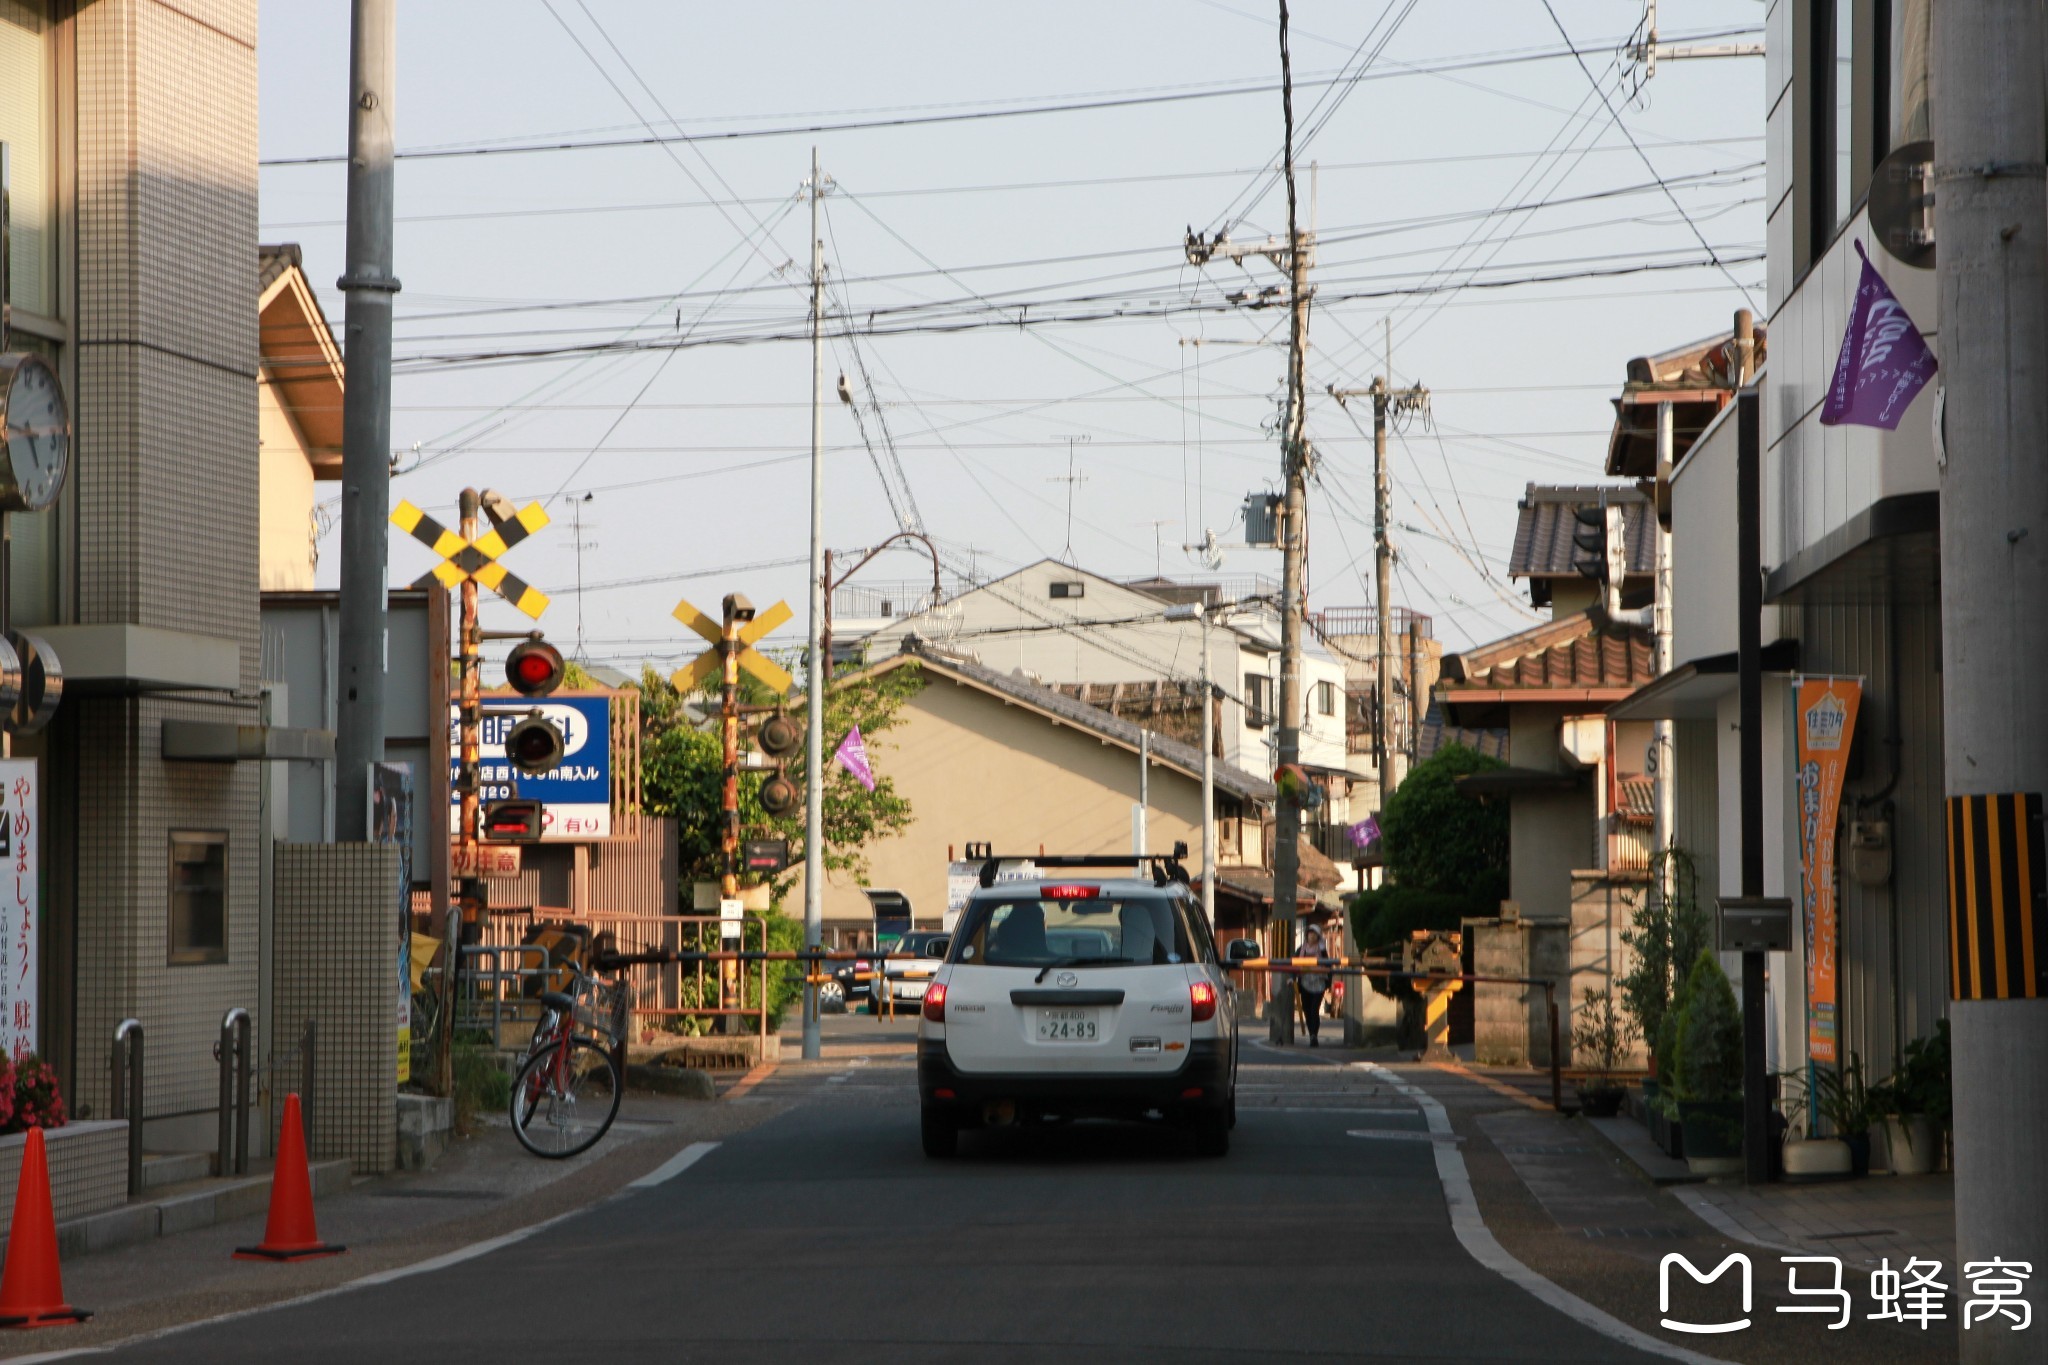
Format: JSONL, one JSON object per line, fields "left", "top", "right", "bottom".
{"left": 482, "top": 799, "right": 545, "bottom": 842}
{"left": 755, "top": 713, "right": 802, "bottom": 818}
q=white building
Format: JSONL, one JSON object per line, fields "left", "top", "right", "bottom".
{"left": 857, "top": 560, "right": 1357, "bottom": 805}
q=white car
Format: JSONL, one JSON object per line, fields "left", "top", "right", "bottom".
{"left": 915, "top": 855, "right": 1245, "bottom": 1158}
{"left": 867, "top": 931, "right": 950, "bottom": 1011}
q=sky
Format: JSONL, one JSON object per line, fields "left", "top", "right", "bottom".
{"left": 257, "top": 0, "right": 1765, "bottom": 669}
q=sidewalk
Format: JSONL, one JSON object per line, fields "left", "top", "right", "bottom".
{"left": 1672, "top": 1173, "right": 1957, "bottom": 1268}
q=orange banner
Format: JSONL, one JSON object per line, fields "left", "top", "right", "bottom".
{"left": 1796, "top": 678, "right": 1861, "bottom": 1064}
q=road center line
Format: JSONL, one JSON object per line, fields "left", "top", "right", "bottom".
{"left": 1355, "top": 1063, "right": 1731, "bottom": 1365}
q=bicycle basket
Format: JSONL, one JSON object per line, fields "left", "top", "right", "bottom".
{"left": 572, "top": 975, "right": 630, "bottom": 1048}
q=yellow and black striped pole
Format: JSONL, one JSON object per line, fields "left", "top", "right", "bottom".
{"left": 1947, "top": 792, "right": 2046, "bottom": 1001}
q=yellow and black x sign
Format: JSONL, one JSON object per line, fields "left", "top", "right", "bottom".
{"left": 671, "top": 597, "right": 793, "bottom": 695}
{"left": 390, "top": 499, "right": 551, "bottom": 619}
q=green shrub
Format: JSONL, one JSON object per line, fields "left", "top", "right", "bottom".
{"left": 1378, "top": 744, "right": 1509, "bottom": 900}
{"left": 1348, "top": 886, "right": 1481, "bottom": 953}
{"left": 1618, "top": 847, "right": 1713, "bottom": 1053}
{"left": 1672, "top": 951, "right": 1742, "bottom": 1103}
{"left": 452, "top": 1044, "right": 511, "bottom": 1135}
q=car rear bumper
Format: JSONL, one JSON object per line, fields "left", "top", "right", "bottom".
{"left": 918, "top": 1038, "right": 1232, "bottom": 1118}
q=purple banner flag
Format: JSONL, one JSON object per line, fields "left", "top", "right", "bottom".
{"left": 1347, "top": 814, "right": 1382, "bottom": 850}
{"left": 1820, "top": 241, "right": 1938, "bottom": 431}
{"left": 833, "top": 726, "right": 876, "bottom": 792}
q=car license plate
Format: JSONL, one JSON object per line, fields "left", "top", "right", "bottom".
{"left": 1035, "top": 1009, "right": 1098, "bottom": 1042}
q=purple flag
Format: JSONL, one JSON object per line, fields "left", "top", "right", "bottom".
{"left": 1347, "top": 815, "right": 1382, "bottom": 850}
{"left": 833, "top": 726, "right": 876, "bottom": 792}
{"left": 1820, "top": 241, "right": 1938, "bottom": 430}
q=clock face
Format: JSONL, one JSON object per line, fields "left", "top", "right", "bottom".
{"left": 2, "top": 355, "right": 70, "bottom": 513}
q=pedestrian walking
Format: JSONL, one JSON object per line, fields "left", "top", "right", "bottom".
{"left": 1297, "top": 925, "right": 1331, "bottom": 1046}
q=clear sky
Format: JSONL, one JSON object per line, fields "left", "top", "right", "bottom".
{"left": 257, "top": 0, "right": 1765, "bottom": 665}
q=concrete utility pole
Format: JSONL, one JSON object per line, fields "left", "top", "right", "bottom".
{"left": 333, "top": 0, "right": 399, "bottom": 840}
{"left": 1933, "top": 6, "right": 2048, "bottom": 1357}
{"left": 1269, "top": 0, "right": 1312, "bottom": 1044}
{"left": 802, "top": 149, "right": 826, "bottom": 1063}
{"left": 1652, "top": 402, "right": 1675, "bottom": 891}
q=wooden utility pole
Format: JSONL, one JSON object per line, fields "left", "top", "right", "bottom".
{"left": 1268, "top": 0, "right": 1313, "bottom": 1044}
{"left": 1934, "top": 5, "right": 2048, "bottom": 1356}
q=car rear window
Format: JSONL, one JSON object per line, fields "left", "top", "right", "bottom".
{"left": 951, "top": 892, "right": 1206, "bottom": 968}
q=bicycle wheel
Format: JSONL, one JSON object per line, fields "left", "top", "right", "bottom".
{"left": 510, "top": 1036, "right": 621, "bottom": 1159}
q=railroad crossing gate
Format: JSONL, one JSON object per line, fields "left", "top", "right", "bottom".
{"left": 670, "top": 596, "right": 793, "bottom": 694}
{"left": 391, "top": 499, "right": 552, "bottom": 619}
{"left": 1405, "top": 930, "right": 1463, "bottom": 1062}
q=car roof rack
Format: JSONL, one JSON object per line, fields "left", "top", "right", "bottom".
{"left": 975, "top": 843, "right": 1191, "bottom": 890}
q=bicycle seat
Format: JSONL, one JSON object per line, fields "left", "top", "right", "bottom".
{"left": 538, "top": 990, "right": 578, "bottom": 1016}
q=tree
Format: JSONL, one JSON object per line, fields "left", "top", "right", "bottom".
{"left": 1349, "top": 744, "right": 1509, "bottom": 948}
{"left": 637, "top": 661, "right": 922, "bottom": 889}
{"left": 1618, "top": 846, "right": 1713, "bottom": 1057}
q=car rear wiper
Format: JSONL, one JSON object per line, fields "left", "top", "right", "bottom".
{"left": 1032, "top": 956, "right": 1100, "bottom": 984}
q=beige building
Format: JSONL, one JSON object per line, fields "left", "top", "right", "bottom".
{"left": 787, "top": 646, "right": 1273, "bottom": 943}
{"left": 256, "top": 245, "right": 343, "bottom": 592}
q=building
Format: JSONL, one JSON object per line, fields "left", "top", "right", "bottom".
{"left": 255, "top": 245, "right": 343, "bottom": 592}
{"left": 1610, "top": 0, "right": 1947, "bottom": 1090}
{"left": 783, "top": 642, "right": 1275, "bottom": 946}
{"left": 858, "top": 558, "right": 1354, "bottom": 809}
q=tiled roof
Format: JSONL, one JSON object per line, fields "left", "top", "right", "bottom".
{"left": 1508, "top": 484, "right": 1655, "bottom": 580}
{"left": 258, "top": 243, "right": 303, "bottom": 294}
{"left": 1415, "top": 700, "right": 1508, "bottom": 762}
{"left": 1442, "top": 609, "right": 1656, "bottom": 694}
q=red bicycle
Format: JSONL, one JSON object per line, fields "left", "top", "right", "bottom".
{"left": 510, "top": 970, "right": 628, "bottom": 1159}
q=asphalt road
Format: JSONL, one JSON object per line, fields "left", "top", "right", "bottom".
{"left": 91, "top": 1039, "right": 1676, "bottom": 1364}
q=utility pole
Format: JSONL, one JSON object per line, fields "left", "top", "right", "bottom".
{"left": 333, "top": 0, "right": 399, "bottom": 841}
{"left": 1652, "top": 402, "right": 1675, "bottom": 895}
{"left": 1934, "top": 5, "right": 2048, "bottom": 1357}
{"left": 720, "top": 594, "right": 753, "bottom": 1035}
{"left": 1329, "top": 361, "right": 1427, "bottom": 820}
{"left": 446, "top": 488, "right": 481, "bottom": 1097}
{"left": 802, "top": 148, "right": 826, "bottom": 1063}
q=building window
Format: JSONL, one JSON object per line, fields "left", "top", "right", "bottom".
{"left": 1048, "top": 581, "right": 1084, "bottom": 600}
{"left": 169, "top": 833, "right": 229, "bottom": 965}
{"left": 1245, "top": 673, "right": 1271, "bottom": 729}
{"left": 1315, "top": 680, "right": 1336, "bottom": 717}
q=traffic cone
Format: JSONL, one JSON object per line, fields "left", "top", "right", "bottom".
{"left": 0, "top": 1127, "right": 89, "bottom": 1327}
{"left": 233, "top": 1094, "right": 344, "bottom": 1262}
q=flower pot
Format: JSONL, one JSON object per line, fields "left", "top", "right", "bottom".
{"left": 1679, "top": 1099, "right": 1744, "bottom": 1175}
{"left": 1883, "top": 1116, "right": 1939, "bottom": 1176}
{"left": 1577, "top": 1086, "right": 1625, "bottom": 1119}
{"left": 1782, "top": 1137, "right": 1853, "bottom": 1181}
{"left": 1843, "top": 1130, "right": 1871, "bottom": 1176}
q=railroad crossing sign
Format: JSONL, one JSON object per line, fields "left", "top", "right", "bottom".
{"left": 671, "top": 596, "right": 793, "bottom": 694}
{"left": 390, "top": 499, "right": 552, "bottom": 619}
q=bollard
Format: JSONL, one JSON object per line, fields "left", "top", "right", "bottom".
{"left": 1546, "top": 988, "right": 1563, "bottom": 1112}
{"left": 216, "top": 1008, "right": 252, "bottom": 1177}
{"left": 300, "top": 1020, "right": 317, "bottom": 1153}
{"left": 110, "top": 1019, "right": 144, "bottom": 1200}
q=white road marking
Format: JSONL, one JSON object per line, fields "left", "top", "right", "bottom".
{"left": 627, "top": 1141, "right": 722, "bottom": 1189}
{"left": 1347, "top": 1128, "right": 1464, "bottom": 1143}
{"left": 1355, "top": 1063, "right": 1731, "bottom": 1365}
{"left": 11, "top": 1141, "right": 725, "bottom": 1364}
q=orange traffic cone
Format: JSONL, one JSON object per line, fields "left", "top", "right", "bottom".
{"left": 0, "top": 1127, "right": 89, "bottom": 1327}
{"left": 234, "top": 1094, "right": 344, "bottom": 1262}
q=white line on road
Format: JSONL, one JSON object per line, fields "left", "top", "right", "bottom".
{"left": 627, "top": 1141, "right": 722, "bottom": 1189}
{"left": 1355, "top": 1063, "right": 1733, "bottom": 1365}
{"left": 12, "top": 1141, "right": 726, "bottom": 1365}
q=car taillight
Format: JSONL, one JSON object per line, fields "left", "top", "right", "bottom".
{"left": 1189, "top": 980, "right": 1218, "bottom": 1022}
{"left": 922, "top": 982, "right": 948, "bottom": 1023}
{"left": 854, "top": 959, "right": 870, "bottom": 971}
{"left": 1039, "top": 883, "right": 1099, "bottom": 900}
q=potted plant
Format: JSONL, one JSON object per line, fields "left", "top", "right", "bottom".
{"left": 1779, "top": 1056, "right": 1873, "bottom": 1178}
{"left": 1618, "top": 848, "right": 1710, "bottom": 1152}
{"left": 1647, "top": 982, "right": 1690, "bottom": 1159}
{"left": 1570, "top": 989, "right": 1640, "bottom": 1118}
{"left": 1876, "top": 1020, "right": 1949, "bottom": 1176}
{"left": 1670, "top": 951, "right": 1744, "bottom": 1175}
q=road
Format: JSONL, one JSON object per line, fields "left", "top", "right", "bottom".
{"left": 89, "top": 1029, "right": 1679, "bottom": 1364}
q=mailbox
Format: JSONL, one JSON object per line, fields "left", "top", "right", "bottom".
{"left": 1716, "top": 896, "right": 1794, "bottom": 953}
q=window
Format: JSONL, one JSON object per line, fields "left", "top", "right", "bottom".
{"left": 1244, "top": 673, "right": 1271, "bottom": 729}
{"left": 1315, "top": 680, "right": 1336, "bottom": 718}
{"left": 169, "top": 833, "right": 228, "bottom": 965}
{"left": 1048, "top": 581, "right": 1084, "bottom": 600}
{"left": 951, "top": 893, "right": 1208, "bottom": 968}
{"left": 0, "top": 2, "right": 54, "bottom": 322}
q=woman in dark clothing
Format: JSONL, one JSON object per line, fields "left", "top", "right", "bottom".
{"left": 1297, "top": 925, "right": 1331, "bottom": 1046}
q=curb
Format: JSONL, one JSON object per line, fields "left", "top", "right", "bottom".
{"left": 41, "top": 1161, "right": 352, "bottom": 1261}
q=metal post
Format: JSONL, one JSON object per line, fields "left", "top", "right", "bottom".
{"left": 802, "top": 147, "right": 826, "bottom": 1064}
{"left": 1652, "top": 402, "right": 1676, "bottom": 895}
{"left": 1200, "top": 611, "right": 1216, "bottom": 930}
{"left": 720, "top": 596, "right": 744, "bottom": 1032}
{"left": 1735, "top": 380, "right": 1769, "bottom": 1185}
{"left": 1135, "top": 729, "right": 1149, "bottom": 856}
{"left": 1934, "top": 6, "right": 2048, "bottom": 1355}
{"left": 1374, "top": 375, "right": 1396, "bottom": 817}
{"left": 455, "top": 490, "right": 482, "bottom": 1018}
{"left": 333, "top": 0, "right": 400, "bottom": 839}
{"left": 301, "top": 1019, "right": 318, "bottom": 1151}
{"left": 1269, "top": 0, "right": 1311, "bottom": 1046}
{"left": 112, "top": 1019, "right": 142, "bottom": 1199}
{"left": 218, "top": 1009, "right": 251, "bottom": 1177}
{"left": 1546, "top": 987, "right": 1562, "bottom": 1112}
